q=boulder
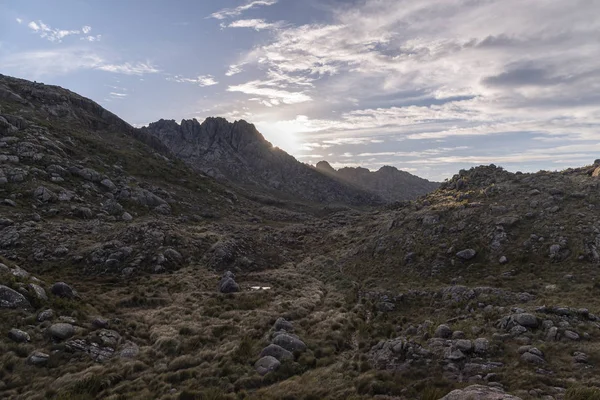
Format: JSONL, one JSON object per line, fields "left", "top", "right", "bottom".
{"left": 37, "top": 309, "right": 55, "bottom": 322}
{"left": 440, "top": 385, "right": 522, "bottom": 399}
{"left": 27, "top": 351, "right": 50, "bottom": 366}
{"left": 434, "top": 324, "right": 453, "bottom": 339}
{"left": 218, "top": 271, "right": 240, "bottom": 293}
{"left": 456, "top": 249, "right": 477, "bottom": 260}
{"left": 8, "top": 328, "right": 30, "bottom": 343}
{"left": 272, "top": 333, "right": 307, "bottom": 353}
{"left": 48, "top": 323, "right": 75, "bottom": 340}
{"left": 473, "top": 338, "right": 490, "bottom": 354}
{"left": 33, "top": 186, "right": 57, "bottom": 203}
{"left": 255, "top": 355, "right": 281, "bottom": 376}
{"left": 274, "top": 317, "right": 294, "bottom": 332}
{"left": 50, "top": 282, "right": 78, "bottom": 299}
{"left": 28, "top": 283, "right": 48, "bottom": 301}
{"left": 260, "top": 344, "right": 294, "bottom": 361}
{"left": 513, "top": 313, "right": 538, "bottom": 329}
{"left": 0, "top": 285, "right": 31, "bottom": 309}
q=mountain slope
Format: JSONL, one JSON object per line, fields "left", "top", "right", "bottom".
{"left": 142, "top": 118, "right": 383, "bottom": 206}
{"left": 316, "top": 160, "right": 439, "bottom": 201}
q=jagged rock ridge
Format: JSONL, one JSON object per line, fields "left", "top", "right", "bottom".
{"left": 142, "top": 118, "right": 383, "bottom": 206}
{"left": 316, "top": 160, "right": 439, "bottom": 201}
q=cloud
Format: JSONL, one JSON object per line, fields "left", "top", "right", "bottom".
{"left": 97, "top": 62, "right": 160, "bottom": 75}
{"left": 227, "top": 19, "right": 283, "bottom": 31}
{"left": 23, "top": 20, "right": 98, "bottom": 43}
{"left": 167, "top": 74, "right": 219, "bottom": 86}
{"left": 209, "top": 0, "right": 278, "bottom": 20}
{"left": 227, "top": 80, "right": 311, "bottom": 104}
{"left": 109, "top": 92, "right": 128, "bottom": 98}
{"left": 225, "top": 63, "right": 246, "bottom": 76}
{"left": 0, "top": 48, "right": 160, "bottom": 78}
{"left": 81, "top": 35, "right": 102, "bottom": 42}
{"left": 16, "top": 18, "right": 22, "bottom": 24}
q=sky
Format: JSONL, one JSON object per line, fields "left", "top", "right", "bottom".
{"left": 1, "top": 0, "right": 600, "bottom": 181}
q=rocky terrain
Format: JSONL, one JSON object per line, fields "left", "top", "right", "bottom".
{"left": 142, "top": 119, "right": 383, "bottom": 206}
{"left": 316, "top": 161, "right": 439, "bottom": 202}
{"left": 2, "top": 73, "right": 600, "bottom": 400}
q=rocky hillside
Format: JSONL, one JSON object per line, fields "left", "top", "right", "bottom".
{"left": 2, "top": 73, "right": 600, "bottom": 400}
{"left": 142, "top": 119, "right": 383, "bottom": 206}
{"left": 316, "top": 160, "right": 439, "bottom": 201}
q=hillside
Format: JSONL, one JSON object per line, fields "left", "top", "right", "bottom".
{"left": 316, "top": 160, "right": 439, "bottom": 201}
{"left": 2, "top": 74, "right": 600, "bottom": 400}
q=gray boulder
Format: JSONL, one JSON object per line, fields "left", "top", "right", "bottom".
{"left": 255, "top": 355, "right": 281, "bottom": 376}
{"left": 37, "top": 309, "right": 55, "bottom": 322}
{"left": 8, "top": 328, "right": 30, "bottom": 343}
{"left": 219, "top": 271, "right": 240, "bottom": 293}
{"left": 434, "top": 324, "right": 453, "bottom": 339}
{"left": 272, "top": 333, "right": 307, "bottom": 352}
{"left": 33, "top": 186, "right": 57, "bottom": 203}
{"left": 513, "top": 313, "right": 538, "bottom": 328}
{"left": 456, "top": 249, "right": 477, "bottom": 260}
{"left": 27, "top": 351, "right": 50, "bottom": 366}
{"left": 473, "top": 338, "right": 490, "bottom": 354}
{"left": 50, "top": 282, "right": 78, "bottom": 299}
{"left": 0, "top": 285, "right": 31, "bottom": 309}
{"left": 440, "top": 385, "right": 522, "bottom": 399}
{"left": 28, "top": 283, "right": 48, "bottom": 301}
{"left": 48, "top": 323, "right": 75, "bottom": 340}
{"left": 260, "top": 344, "right": 294, "bottom": 361}
{"left": 274, "top": 317, "right": 294, "bottom": 332}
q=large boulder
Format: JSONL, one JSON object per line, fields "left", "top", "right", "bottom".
{"left": 260, "top": 344, "right": 294, "bottom": 361}
{"left": 50, "top": 282, "right": 78, "bottom": 299}
{"left": 274, "top": 317, "right": 294, "bottom": 332}
{"left": 48, "top": 323, "right": 75, "bottom": 340}
{"left": 513, "top": 313, "right": 538, "bottom": 329}
{"left": 218, "top": 271, "right": 240, "bottom": 293}
{"left": 439, "top": 385, "right": 522, "bottom": 399}
{"left": 272, "top": 333, "right": 307, "bottom": 353}
{"left": 0, "top": 285, "right": 31, "bottom": 309}
{"left": 8, "top": 328, "right": 31, "bottom": 343}
{"left": 254, "top": 356, "right": 281, "bottom": 376}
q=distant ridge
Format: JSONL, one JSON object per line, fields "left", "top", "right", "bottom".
{"left": 315, "top": 160, "right": 439, "bottom": 201}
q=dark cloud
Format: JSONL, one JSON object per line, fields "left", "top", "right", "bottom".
{"left": 483, "top": 67, "right": 561, "bottom": 87}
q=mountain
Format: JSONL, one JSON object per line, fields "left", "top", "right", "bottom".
{"left": 142, "top": 118, "right": 383, "bottom": 206}
{"left": 3, "top": 73, "right": 600, "bottom": 399}
{"left": 316, "top": 160, "right": 439, "bottom": 201}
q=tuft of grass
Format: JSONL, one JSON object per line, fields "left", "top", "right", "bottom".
{"left": 566, "top": 387, "right": 600, "bottom": 400}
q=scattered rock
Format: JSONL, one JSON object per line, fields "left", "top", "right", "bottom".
{"left": 28, "top": 283, "right": 48, "bottom": 301}
{"left": 563, "top": 330, "right": 580, "bottom": 341}
{"left": 37, "top": 309, "right": 55, "bottom": 322}
{"left": 513, "top": 313, "right": 538, "bottom": 329}
{"left": 33, "top": 186, "right": 57, "bottom": 203}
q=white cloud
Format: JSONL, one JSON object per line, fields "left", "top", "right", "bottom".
{"left": 227, "top": 19, "right": 282, "bottom": 31}
{"left": 225, "top": 63, "right": 246, "bottom": 76}
{"left": 168, "top": 74, "right": 219, "bottom": 86}
{"left": 109, "top": 92, "right": 128, "bottom": 98}
{"left": 0, "top": 49, "right": 160, "bottom": 78}
{"left": 227, "top": 80, "right": 311, "bottom": 104}
{"left": 98, "top": 62, "right": 160, "bottom": 75}
{"left": 16, "top": 18, "right": 22, "bottom": 24}
{"left": 209, "top": 0, "right": 278, "bottom": 20}
{"left": 23, "top": 20, "right": 98, "bottom": 43}
{"left": 81, "top": 35, "right": 102, "bottom": 42}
